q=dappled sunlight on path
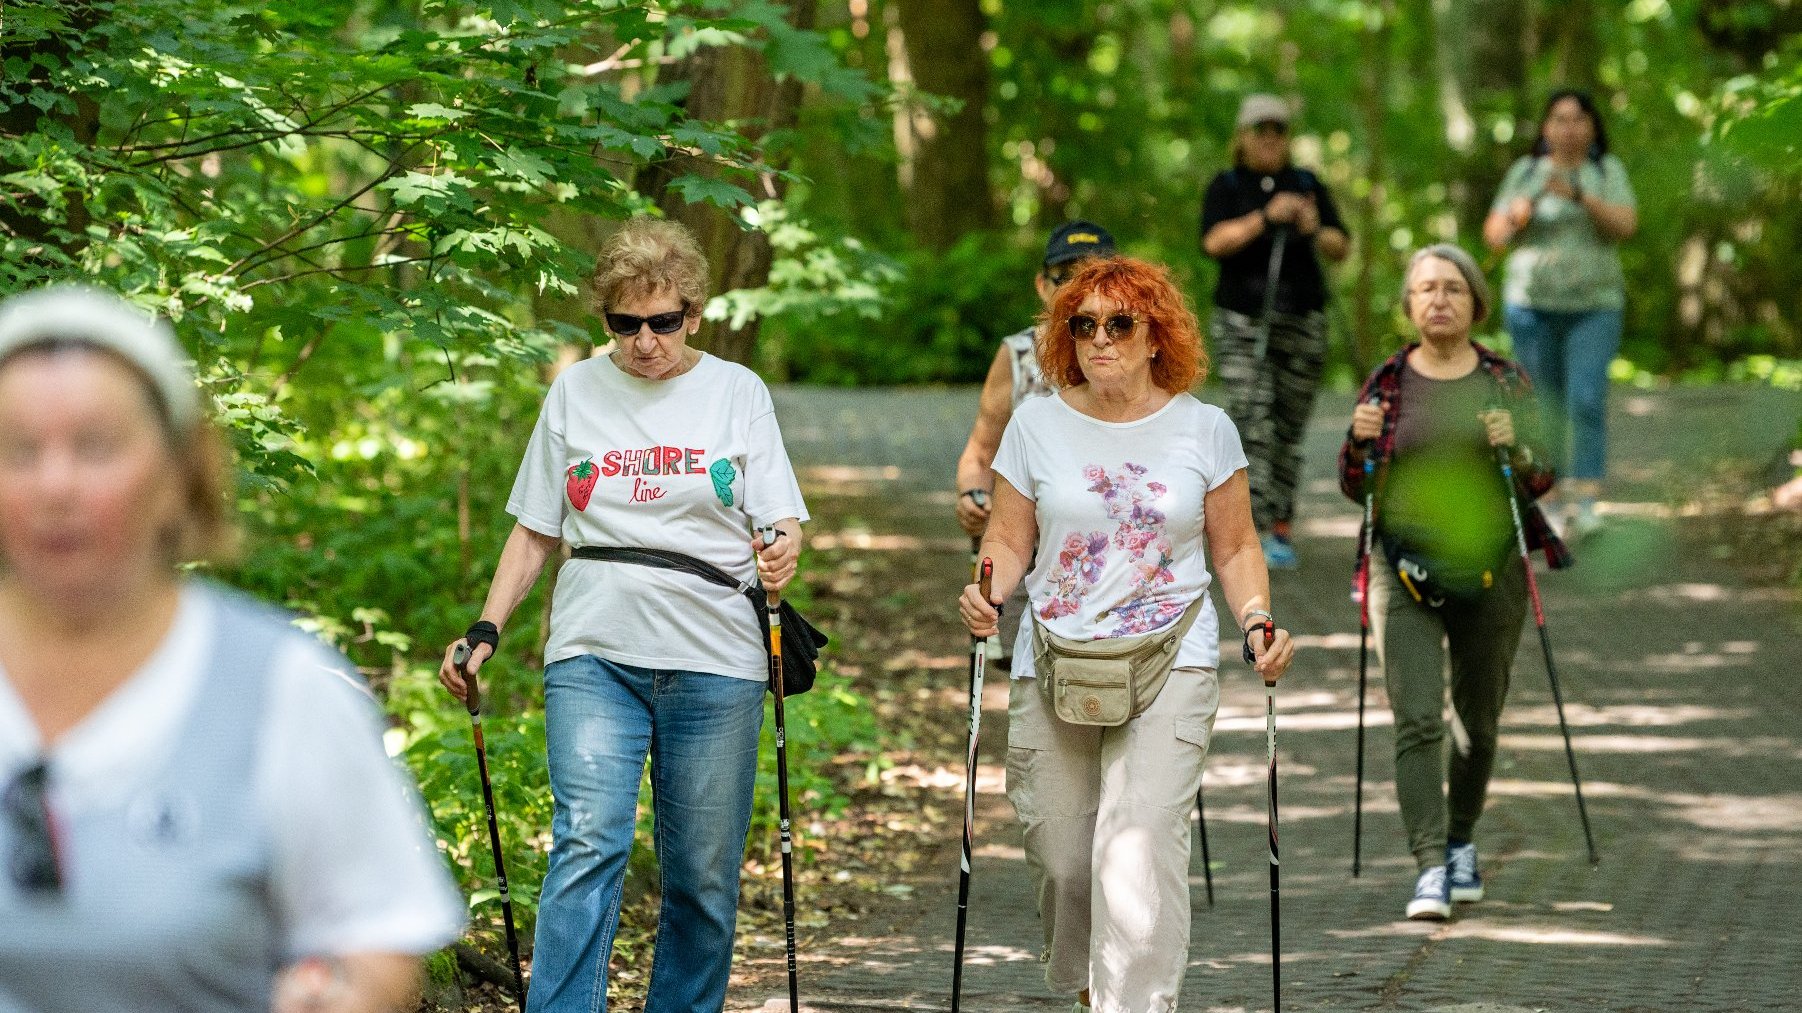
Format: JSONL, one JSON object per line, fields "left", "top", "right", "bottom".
{"left": 722, "top": 384, "right": 1801, "bottom": 1013}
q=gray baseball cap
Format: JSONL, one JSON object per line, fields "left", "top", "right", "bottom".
{"left": 1235, "top": 93, "right": 1292, "bottom": 129}
{"left": 0, "top": 285, "right": 200, "bottom": 428}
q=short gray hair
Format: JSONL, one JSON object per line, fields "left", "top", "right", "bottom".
{"left": 1400, "top": 243, "right": 1491, "bottom": 325}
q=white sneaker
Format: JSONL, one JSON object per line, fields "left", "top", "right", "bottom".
{"left": 1446, "top": 842, "right": 1485, "bottom": 903}
{"left": 1570, "top": 500, "right": 1603, "bottom": 540}
{"left": 1406, "top": 865, "right": 1451, "bottom": 920}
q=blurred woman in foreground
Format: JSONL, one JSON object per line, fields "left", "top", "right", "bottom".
{"left": 0, "top": 285, "right": 463, "bottom": 1011}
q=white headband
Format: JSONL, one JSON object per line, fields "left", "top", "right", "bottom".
{"left": 0, "top": 285, "right": 200, "bottom": 428}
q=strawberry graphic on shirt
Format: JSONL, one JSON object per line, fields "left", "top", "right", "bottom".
{"left": 566, "top": 458, "right": 599, "bottom": 511}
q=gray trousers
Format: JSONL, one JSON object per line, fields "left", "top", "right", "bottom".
{"left": 1211, "top": 308, "right": 1328, "bottom": 530}
{"left": 1369, "top": 553, "right": 1528, "bottom": 870}
{"left": 1004, "top": 668, "right": 1219, "bottom": 1013}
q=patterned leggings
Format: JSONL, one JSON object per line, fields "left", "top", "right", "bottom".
{"left": 1210, "top": 307, "right": 1328, "bottom": 530}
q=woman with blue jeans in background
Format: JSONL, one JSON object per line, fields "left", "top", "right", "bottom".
{"left": 1484, "top": 89, "right": 1638, "bottom": 539}
{"left": 440, "top": 217, "right": 808, "bottom": 1012}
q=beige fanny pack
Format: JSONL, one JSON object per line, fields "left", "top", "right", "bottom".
{"left": 1031, "top": 598, "right": 1204, "bottom": 727}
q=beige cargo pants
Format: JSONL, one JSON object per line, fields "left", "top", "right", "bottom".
{"left": 1004, "top": 667, "right": 1220, "bottom": 1013}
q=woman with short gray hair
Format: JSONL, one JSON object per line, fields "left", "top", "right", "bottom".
{"left": 440, "top": 216, "right": 809, "bottom": 1012}
{"left": 1399, "top": 243, "right": 1492, "bottom": 323}
{"left": 1338, "top": 244, "right": 1569, "bottom": 921}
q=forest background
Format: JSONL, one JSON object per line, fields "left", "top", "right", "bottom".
{"left": 3, "top": 0, "right": 1799, "bottom": 1000}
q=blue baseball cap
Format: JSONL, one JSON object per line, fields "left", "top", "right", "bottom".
{"left": 1043, "top": 220, "right": 1117, "bottom": 269}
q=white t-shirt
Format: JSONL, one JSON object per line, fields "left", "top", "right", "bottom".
{"left": 993, "top": 392, "right": 1249, "bottom": 677}
{"left": 506, "top": 353, "right": 809, "bottom": 681}
{"left": 0, "top": 586, "right": 466, "bottom": 958}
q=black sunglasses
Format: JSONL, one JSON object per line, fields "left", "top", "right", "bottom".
{"left": 1067, "top": 313, "right": 1143, "bottom": 341}
{"left": 1251, "top": 120, "right": 1289, "bottom": 136}
{"left": 604, "top": 304, "right": 690, "bottom": 336}
{"left": 1043, "top": 266, "right": 1075, "bottom": 287}
{"left": 5, "top": 761, "right": 61, "bottom": 897}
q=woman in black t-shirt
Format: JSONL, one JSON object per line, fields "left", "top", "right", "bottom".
{"left": 1201, "top": 93, "right": 1349, "bottom": 569}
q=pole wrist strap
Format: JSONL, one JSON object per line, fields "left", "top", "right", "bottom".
{"left": 465, "top": 620, "right": 500, "bottom": 655}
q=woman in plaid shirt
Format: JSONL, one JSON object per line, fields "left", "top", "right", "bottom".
{"left": 1339, "top": 244, "right": 1570, "bottom": 921}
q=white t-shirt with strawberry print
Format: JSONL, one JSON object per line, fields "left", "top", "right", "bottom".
{"left": 506, "top": 353, "right": 809, "bottom": 681}
{"left": 992, "top": 391, "right": 1248, "bottom": 678}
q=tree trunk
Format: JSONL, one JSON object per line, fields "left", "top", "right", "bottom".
{"left": 0, "top": 3, "right": 103, "bottom": 260}
{"left": 1544, "top": 0, "right": 1601, "bottom": 93}
{"left": 892, "top": 0, "right": 994, "bottom": 251}
{"left": 1352, "top": 0, "right": 1395, "bottom": 377}
{"left": 1432, "top": 0, "right": 1532, "bottom": 238}
{"left": 639, "top": 1, "right": 818, "bottom": 365}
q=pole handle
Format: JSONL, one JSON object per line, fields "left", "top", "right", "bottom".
{"left": 756, "top": 525, "right": 784, "bottom": 608}
{"left": 978, "top": 557, "right": 994, "bottom": 605}
{"left": 453, "top": 643, "right": 481, "bottom": 716}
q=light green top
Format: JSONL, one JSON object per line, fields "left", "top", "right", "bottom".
{"left": 1492, "top": 153, "right": 1635, "bottom": 311}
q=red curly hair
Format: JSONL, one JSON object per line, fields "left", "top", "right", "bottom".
{"left": 1037, "top": 256, "right": 1205, "bottom": 393}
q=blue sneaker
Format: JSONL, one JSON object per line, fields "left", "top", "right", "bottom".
{"left": 1447, "top": 842, "right": 1484, "bottom": 902}
{"left": 1406, "top": 865, "right": 1451, "bottom": 920}
{"left": 1262, "top": 532, "right": 1299, "bottom": 570}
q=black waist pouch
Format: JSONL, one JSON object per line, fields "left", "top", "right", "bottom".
{"left": 570, "top": 545, "right": 828, "bottom": 696}
{"left": 1378, "top": 530, "right": 1501, "bottom": 607}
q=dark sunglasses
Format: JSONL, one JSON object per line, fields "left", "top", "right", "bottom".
{"left": 5, "top": 761, "right": 62, "bottom": 897}
{"left": 1251, "top": 120, "right": 1289, "bottom": 137}
{"left": 1067, "top": 313, "right": 1143, "bottom": 341}
{"left": 603, "top": 304, "right": 690, "bottom": 336}
{"left": 1043, "top": 266, "right": 1075, "bottom": 287}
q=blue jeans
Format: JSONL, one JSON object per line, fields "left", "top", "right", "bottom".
{"left": 1501, "top": 304, "right": 1623, "bottom": 481}
{"left": 528, "top": 656, "right": 765, "bottom": 1013}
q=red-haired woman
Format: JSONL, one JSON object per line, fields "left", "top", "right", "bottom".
{"left": 959, "top": 256, "right": 1295, "bottom": 1011}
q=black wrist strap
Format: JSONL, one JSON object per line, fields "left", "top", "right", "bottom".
{"left": 1241, "top": 620, "right": 1275, "bottom": 664}
{"left": 464, "top": 620, "right": 499, "bottom": 655}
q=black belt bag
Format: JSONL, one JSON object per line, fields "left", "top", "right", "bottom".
{"left": 570, "top": 545, "right": 827, "bottom": 696}
{"left": 1378, "top": 530, "right": 1499, "bottom": 607}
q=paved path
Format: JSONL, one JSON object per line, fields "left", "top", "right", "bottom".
{"left": 730, "top": 383, "right": 1801, "bottom": 1012}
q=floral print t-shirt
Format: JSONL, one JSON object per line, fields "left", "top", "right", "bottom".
{"left": 992, "top": 391, "right": 1249, "bottom": 678}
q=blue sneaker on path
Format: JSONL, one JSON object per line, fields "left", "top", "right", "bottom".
{"left": 1262, "top": 532, "right": 1298, "bottom": 570}
{"left": 1406, "top": 865, "right": 1451, "bottom": 920}
{"left": 1447, "top": 842, "right": 1484, "bottom": 902}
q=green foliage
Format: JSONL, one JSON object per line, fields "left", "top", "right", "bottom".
{"left": 1711, "top": 47, "right": 1802, "bottom": 167}
{"left": 711, "top": 201, "right": 901, "bottom": 359}
{"left": 2, "top": 0, "right": 888, "bottom": 956}
{"left": 779, "top": 232, "right": 1041, "bottom": 385}
{"left": 766, "top": 0, "right": 1802, "bottom": 381}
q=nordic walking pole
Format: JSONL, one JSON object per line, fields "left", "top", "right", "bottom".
{"left": 756, "top": 525, "right": 802, "bottom": 1013}
{"left": 951, "top": 557, "right": 995, "bottom": 1013}
{"left": 1245, "top": 621, "right": 1280, "bottom": 1012}
{"left": 968, "top": 489, "right": 988, "bottom": 582}
{"left": 1495, "top": 448, "right": 1600, "bottom": 865}
{"left": 1248, "top": 228, "right": 1290, "bottom": 461}
{"left": 1195, "top": 783, "right": 1215, "bottom": 906}
{"left": 1352, "top": 395, "right": 1381, "bottom": 878}
{"left": 452, "top": 643, "right": 528, "bottom": 1007}
{"left": 1252, "top": 228, "right": 1289, "bottom": 366}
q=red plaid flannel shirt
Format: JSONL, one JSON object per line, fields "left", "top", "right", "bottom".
{"left": 1338, "top": 341, "right": 1574, "bottom": 574}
